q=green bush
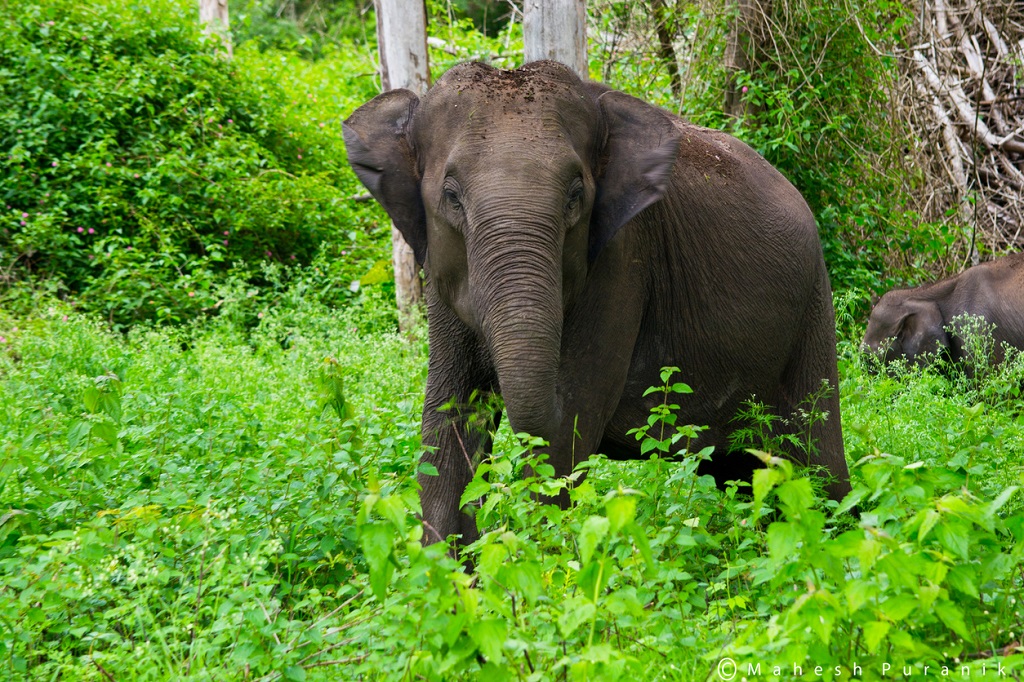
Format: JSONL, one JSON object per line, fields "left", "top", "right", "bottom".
{"left": 2, "top": 305, "right": 1022, "bottom": 678}
{"left": 0, "top": 0, "right": 387, "bottom": 327}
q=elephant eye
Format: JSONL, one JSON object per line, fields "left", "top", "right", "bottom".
{"left": 569, "top": 176, "right": 585, "bottom": 219}
{"left": 442, "top": 180, "right": 463, "bottom": 212}
{"left": 565, "top": 178, "right": 585, "bottom": 217}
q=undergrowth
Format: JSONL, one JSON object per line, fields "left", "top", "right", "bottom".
{"left": 1, "top": 299, "right": 1022, "bottom": 680}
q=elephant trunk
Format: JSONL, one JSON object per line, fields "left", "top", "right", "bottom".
{"left": 470, "top": 217, "right": 564, "bottom": 441}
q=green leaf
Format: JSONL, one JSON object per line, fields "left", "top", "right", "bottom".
{"left": 987, "top": 486, "right": 1019, "bottom": 515}
{"left": 945, "top": 565, "right": 979, "bottom": 599}
{"left": 917, "top": 508, "right": 941, "bottom": 542}
{"left": 933, "top": 521, "right": 970, "bottom": 560}
{"left": 417, "top": 462, "right": 439, "bottom": 477}
{"left": 360, "top": 258, "right": 393, "bottom": 285}
{"left": 776, "top": 478, "right": 815, "bottom": 515}
{"left": 376, "top": 495, "right": 407, "bottom": 534}
{"left": 605, "top": 495, "right": 636, "bottom": 533}
{"left": 503, "top": 561, "right": 542, "bottom": 605}
{"left": 283, "top": 666, "right": 306, "bottom": 681}
{"left": 459, "top": 479, "right": 492, "bottom": 508}
{"left": 360, "top": 523, "right": 394, "bottom": 601}
{"left": 863, "top": 621, "right": 890, "bottom": 654}
{"left": 558, "top": 596, "right": 596, "bottom": 637}
{"left": 578, "top": 515, "right": 609, "bottom": 564}
{"left": 83, "top": 386, "right": 101, "bottom": 413}
{"left": 91, "top": 421, "right": 117, "bottom": 446}
{"left": 752, "top": 467, "right": 781, "bottom": 507}
{"left": 472, "top": 619, "right": 507, "bottom": 662}
{"left": 878, "top": 594, "right": 917, "bottom": 622}
{"left": 628, "top": 522, "right": 655, "bottom": 569}
{"left": 934, "top": 599, "right": 972, "bottom": 640}
{"left": 576, "top": 559, "right": 609, "bottom": 600}
{"left": 766, "top": 521, "right": 801, "bottom": 565}
{"left": 67, "top": 420, "right": 92, "bottom": 448}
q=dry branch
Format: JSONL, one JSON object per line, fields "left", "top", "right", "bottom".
{"left": 900, "top": 0, "right": 1024, "bottom": 257}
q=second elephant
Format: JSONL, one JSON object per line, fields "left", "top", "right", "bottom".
{"left": 863, "top": 252, "right": 1024, "bottom": 366}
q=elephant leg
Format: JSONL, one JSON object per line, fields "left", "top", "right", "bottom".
{"left": 778, "top": 282, "right": 851, "bottom": 502}
{"left": 540, "top": 266, "right": 648, "bottom": 502}
{"left": 419, "top": 302, "right": 496, "bottom": 546}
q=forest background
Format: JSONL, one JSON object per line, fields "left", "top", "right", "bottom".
{"left": 2, "top": 0, "right": 1024, "bottom": 679}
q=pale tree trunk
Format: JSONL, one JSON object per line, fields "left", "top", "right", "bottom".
{"left": 199, "top": 0, "right": 232, "bottom": 59}
{"left": 523, "top": 0, "right": 588, "bottom": 78}
{"left": 724, "top": 0, "right": 765, "bottom": 123}
{"left": 374, "top": 0, "right": 429, "bottom": 329}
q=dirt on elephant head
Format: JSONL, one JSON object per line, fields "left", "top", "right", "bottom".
{"left": 441, "top": 61, "right": 581, "bottom": 105}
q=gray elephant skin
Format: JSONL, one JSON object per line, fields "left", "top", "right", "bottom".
{"left": 343, "top": 61, "right": 851, "bottom": 545}
{"left": 863, "top": 252, "right": 1024, "bottom": 367}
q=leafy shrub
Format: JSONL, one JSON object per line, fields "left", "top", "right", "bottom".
{"left": 2, "top": 302, "right": 1023, "bottom": 678}
{"left": 0, "top": 0, "right": 387, "bottom": 326}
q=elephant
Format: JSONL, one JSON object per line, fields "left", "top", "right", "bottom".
{"left": 863, "top": 252, "right": 1024, "bottom": 367}
{"left": 343, "top": 61, "right": 851, "bottom": 546}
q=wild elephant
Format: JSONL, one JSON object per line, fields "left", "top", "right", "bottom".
{"left": 343, "top": 61, "right": 850, "bottom": 545}
{"left": 863, "top": 252, "right": 1024, "bottom": 367}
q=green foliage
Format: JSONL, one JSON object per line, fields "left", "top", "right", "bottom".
{"left": 229, "top": 0, "right": 375, "bottom": 59}
{"left": 3, "top": 308, "right": 1023, "bottom": 678}
{"left": 710, "top": 0, "right": 917, "bottom": 294}
{"left": 1, "top": 0, "right": 389, "bottom": 327}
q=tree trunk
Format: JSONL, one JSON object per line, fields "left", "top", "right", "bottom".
{"left": 724, "top": 0, "right": 765, "bottom": 123}
{"left": 523, "top": 0, "right": 588, "bottom": 78}
{"left": 374, "top": 0, "right": 428, "bottom": 329}
{"left": 650, "top": 0, "right": 681, "bottom": 99}
{"left": 198, "top": 0, "right": 232, "bottom": 59}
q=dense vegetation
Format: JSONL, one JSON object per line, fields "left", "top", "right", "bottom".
{"left": 1, "top": 0, "right": 1022, "bottom": 679}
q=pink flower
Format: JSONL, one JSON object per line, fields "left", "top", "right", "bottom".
{"left": 223, "top": 240, "right": 228, "bottom": 245}
{"left": 223, "top": 231, "right": 229, "bottom": 236}
{"left": 0, "top": 336, "right": 6, "bottom": 344}
{"left": 290, "top": 254, "right": 296, "bottom": 260}
{"left": 88, "top": 228, "right": 95, "bottom": 234}
{"left": 133, "top": 173, "right": 139, "bottom": 178}
{"left": 297, "top": 154, "right": 302, "bottom": 159}
{"left": 741, "top": 86, "right": 748, "bottom": 93}
{"left": 20, "top": 221, "right": 25, "bottom": 226}
{"left": 265, "top": 250, "right": 272, "bottom": 257}
{"left": 257, "top": 312, "right": 264, "bottom": 319}
{"left": 227, "top": 119, "right": 233, "bottom": 124}
{"left": 21, "top": 212, "right": 27, "bottom": 218}
{"left": 126, "top": 246, "right": 132, "bottom": 251}
{"left": 106, "top": 162, "right": 112, "bottom": 167}
{"left": 188, "top": 291, "right": 195, "bottom": 297}
{"left": 62, "top": 315, "right": 68, "bottom": 322}
{"left": 77, "top": 227, "right": 84, "bottom": 233}
{"left": 51, "top": 161, "right": 58, "bottom": 167}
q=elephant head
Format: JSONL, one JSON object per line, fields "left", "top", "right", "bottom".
{"left": 343, "top": 61, "right": 681, "bottom": 440}
{"left": 863, "top": 292, "right": 951, "bottom": 366}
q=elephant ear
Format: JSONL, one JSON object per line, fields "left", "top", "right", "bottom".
{"left": 899, "top": 299, "right": 950, "bottom": 363}
{"left": 343, "top": 89, "right": 427, "bottom": 265}
{"left": 590, "top": 90, "right": 682, "bottom": 261}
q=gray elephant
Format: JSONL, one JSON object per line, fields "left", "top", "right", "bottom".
{"left": 344, "top": 61, "right": 851, "bottom": 545}
{"left": 863, "top": 252, "right": 1024, "bottom": 367}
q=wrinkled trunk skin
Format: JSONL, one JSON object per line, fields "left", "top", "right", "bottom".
{"left": 468, "top": 215, "right": 565, "bottom": 444}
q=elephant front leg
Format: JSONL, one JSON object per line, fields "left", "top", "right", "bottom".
{"left": 418, "top": 304, "right": 497, "bottom": 547}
